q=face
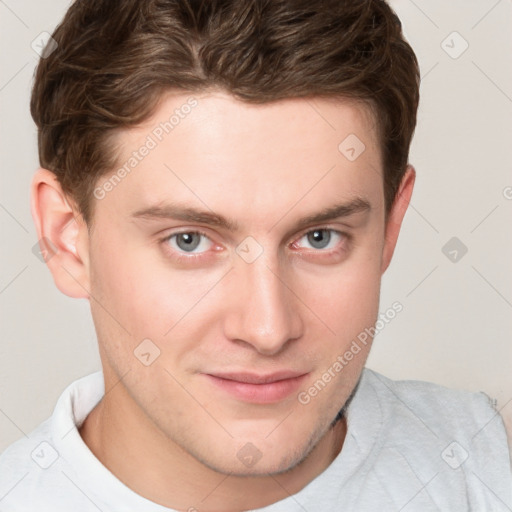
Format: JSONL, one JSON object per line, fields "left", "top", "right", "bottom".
{"left": 76, "top": 91, "right": 399, "bottom": 475}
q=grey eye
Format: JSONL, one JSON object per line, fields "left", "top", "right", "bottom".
{"left": 173, "top": 232, "right": 204, "bottom": 252}
{"left": 306, "top": 229, "right": 332, "bottom": 249}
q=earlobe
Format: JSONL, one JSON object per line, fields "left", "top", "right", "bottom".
{"left": 380, "top": 165, "right": 416, "bottom": 274}
{"left": 30, "top": 168, "right": 90, "bottom": 298}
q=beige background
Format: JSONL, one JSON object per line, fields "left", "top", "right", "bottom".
{"left": 1, "top": 0, "right": 511, "bottom": 453}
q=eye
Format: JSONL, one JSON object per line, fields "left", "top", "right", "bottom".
{"left": 164, "top": 231, "right": 213, "bottom": 254}
{"left": 293, "top": 228, "right": 346, "bottom": 251}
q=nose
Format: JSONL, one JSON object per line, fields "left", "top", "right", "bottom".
{"left": 223, "top": 254, "right": 304, "bottom": 356}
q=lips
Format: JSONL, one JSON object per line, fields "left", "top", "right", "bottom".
{"left": 203, "top": 370, "right": 309, "bottom": 403}
{"left": 208, "top": 371, "right": 306, "bottom": 384}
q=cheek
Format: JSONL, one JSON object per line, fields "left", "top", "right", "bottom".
{"left": 89, "top": 235, "right": 225, "bottom": 348}
{"left": 302, "top": 245, "right": 383, "bottom": 337}
{"left": 296, "top": 258, "right": 381, "bottom": 414}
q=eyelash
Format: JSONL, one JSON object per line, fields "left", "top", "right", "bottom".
{"left": 159, "top": 228, "right": 351, "bottom": 263}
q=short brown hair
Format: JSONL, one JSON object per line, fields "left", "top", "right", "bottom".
{"left": 31, "top": 0, "right": 420, "bottom": 225}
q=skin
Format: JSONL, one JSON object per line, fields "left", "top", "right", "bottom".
{"left": 31, "top": 91, "right": 415, "bottom": 511}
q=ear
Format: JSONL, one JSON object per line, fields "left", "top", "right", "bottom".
{"left": 30, "top": 168, "right": 91, "bottom": 298}
{"left": 381, "top": 165, "right": 416, "bottom": 274}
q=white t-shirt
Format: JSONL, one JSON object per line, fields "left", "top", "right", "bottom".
{"left": 1, "top": 368, "right": 511, "bottom": 511}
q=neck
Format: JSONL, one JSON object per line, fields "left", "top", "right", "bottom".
{"left": 79, "top": 375, "right": 347, "bottom": 511}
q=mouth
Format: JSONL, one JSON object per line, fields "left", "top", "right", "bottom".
{"left": 203, "top": 371, "right": 309, "bottom": 404}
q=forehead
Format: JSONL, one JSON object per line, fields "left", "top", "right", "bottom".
{"left": 115, "top": 90, "right": 380, "bottom": 164}
{"left": 95, "top": 91, "right": 383, "bottom": 228}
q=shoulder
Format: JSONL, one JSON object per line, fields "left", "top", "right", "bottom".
{"left": 503, "top": 410, "right": 512, "bottom": 466}
{"left": 359, "top": 367, "right": 509, "bottom": 451}
{"left": 361, "top": 368, "right": 500, "bottom": 433}
{"left": 0, "top": 372, "right": 104, "bottom": 511}
{"left": 0, "top": 416, "right": 53, "bottom": 471}
{"left": 0, "top": 416, "right": 101, "bottom": 512}
{"left": 353, "top": 368, "right": 512, "bottom": 509}
{"left": 0, "top": 418, "right": 63, "bottom": 510}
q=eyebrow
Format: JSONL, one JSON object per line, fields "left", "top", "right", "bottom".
{"left": 131, "top": 197, "right": 371, "bottom": 234}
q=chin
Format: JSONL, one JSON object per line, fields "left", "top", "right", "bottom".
{"left": 204, "top": 451, "right": 306, "bottom": 478}
{"left": 195, "top": 426, "right": 324, "bottom": 478}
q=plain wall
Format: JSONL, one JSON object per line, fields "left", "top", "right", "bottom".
{"left": 1, "top": 0, "right": 511, "bottom": 453}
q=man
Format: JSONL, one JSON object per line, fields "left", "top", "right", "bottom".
{"left": 1, "top": 0, "right": 510, "bottom": 510}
